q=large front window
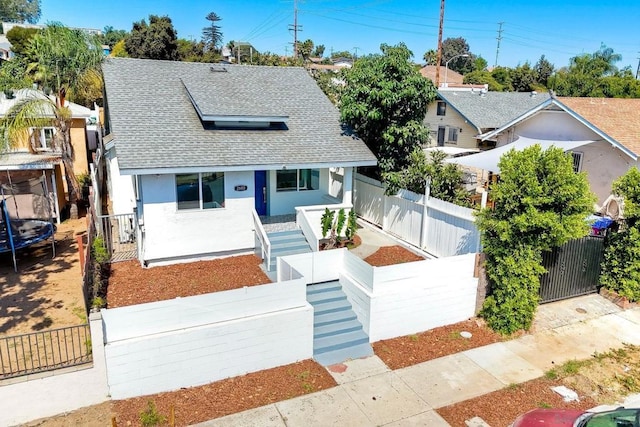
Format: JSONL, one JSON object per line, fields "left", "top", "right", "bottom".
{"left": 276, "top": 169, "right": 319, "bottom": 192}
{"left": 30, "top": 127, "right": 55, "bottom": 150}
{"left": 176, "top": 172, "right": 225, "bottom": 210}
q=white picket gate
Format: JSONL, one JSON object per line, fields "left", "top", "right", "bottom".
{"left": 354, "top": 173, "right": 481, "bottom": 257}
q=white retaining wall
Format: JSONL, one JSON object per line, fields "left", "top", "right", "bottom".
{"left": 341, "top": 252, "right": 478, "bottom": 342}
{"left": 102, "top": 279, "right": 313, "bottom": 399}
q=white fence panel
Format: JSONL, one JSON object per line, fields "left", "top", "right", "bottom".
{"left": 424, "top": 197, "right": 479, "bottom": 258}
{"left": 354, "top": 175, "right": 384, "bottom": 226}
{"left": 384, "top": 195, "right": 423, "bottom": 247}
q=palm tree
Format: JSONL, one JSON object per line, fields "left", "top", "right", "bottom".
{"left": 1, "top": 23, "right": 103, "bottom": 218}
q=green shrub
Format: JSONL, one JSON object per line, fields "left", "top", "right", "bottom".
{"left": 139, "top": 401, "right": 166, "bottom": 427}
{"left": 92, "top": 236, "right": 110, "bottom": 265}
{"left": 345, "top": 210, "right": 358, "bottom": 241}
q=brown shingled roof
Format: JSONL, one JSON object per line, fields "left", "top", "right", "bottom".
{"left": 419, "top": 65, "right": 463, "bottom": 85}
{"left": 559, "top": 97, "right": 640, "bottom": 157}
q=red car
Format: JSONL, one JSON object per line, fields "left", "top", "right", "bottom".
{"left": 512, "top": 407, "right": 640, "bottom": 427}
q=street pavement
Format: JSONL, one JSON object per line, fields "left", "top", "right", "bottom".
{"left": 193, "top": 295, "right": 640, "bottom": 427}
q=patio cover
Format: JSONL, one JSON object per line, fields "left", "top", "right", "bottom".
{"left": 446, "top": 136, "right": 595, "bottom": 173}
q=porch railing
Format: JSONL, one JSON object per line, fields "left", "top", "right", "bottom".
{"left": 0, "top": 324, "right": 93, "bottom": 380}
{"left": 296, "top": 208, "right": 319, "bottom": 251}
{"left": 252, "top": 209, "right": 272, "bottom": 271}
{"left": 99, "top": 213, "right": 137, "bottom": 262}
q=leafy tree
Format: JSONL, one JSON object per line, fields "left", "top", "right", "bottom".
{"left": 477, "top": 146, "right": 594, "bottom": 334}
{"left": 490, "top": 66, "right": 512, "bottom": 91}
{"left": 100, "top": 26, "right": 128, "bottom": 49}
{"left": 463, "top": 70, "right": 503, "bottom": 91}
{"left": 201, "top": 12, "right": 222, "bottom": 52}
{"left": 0, "top": 0, "right": 40, "bottom": 24}
{"left": 441, "top": 37, "right": 475, "bottom": 74}
{"left": 340, "top": 43, "right": 437, "bottom": 182}
{"left": 510, "top": 62, "right": 537, "bottom": 92}
{"left": 6, "top": 25, "right": 39, "bottom": 56}
{"left": 601, "top": 168, "right": 640, "bottom": 301}
{"left": 534, "top": 55, "right": 554, "bottom": 86}
{"left": 110, "top": 39, "right": 128, "bottom": 57}
{"left": 0, "top": 56, "right": 31, "bottom": 91}
{"left": 177, "top": 38, "right": 204, "bottom": 62}
{"left": 312, "top": 44, "right": 325, "bottom": 57}
{"left": 125, "top": 15, "right": 179, "bottom": 60}
{"left": 310, "top": 68, "right": 342, "bottom": 104}
{"left": 473, "top": 56, "right": 488, "bottom": 72}
{"left": 384, "top": 149, "right": 469, "bottom": 205}
{"left": 3, "top": 24, "right": 104, "bottom": 218}
{"left": 423, "top": 49, "right": 437, "bottom": 65}
{"left": 331, "top": 50, "right": 353, "bottom": 59}
{"left": 297, "top": 39, "right": 314, "bottom": 60}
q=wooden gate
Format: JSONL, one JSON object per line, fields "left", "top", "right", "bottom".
{"left": 539, "top": 236, "right": 605, "bottom": 303}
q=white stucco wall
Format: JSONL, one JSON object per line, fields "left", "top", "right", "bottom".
{"left": 498, "top": 110, "right": 636, "bottom": 204}
{"left": 140, "top": 171, "right": 256, "bottom": 263}
{"left": 102, "top": 279, "right": 313, "bottom": 399}
{"left": 268, "top": 168, "right": 332, "bottom": 215}
{"left": 106, "top": 152, "right": 136, "bottom": 215}
{"left": 424, "top": 100, "right": 479, "bottom": 149}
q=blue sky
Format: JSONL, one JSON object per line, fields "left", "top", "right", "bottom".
{"left": 41, "top": 0, "right": 640, "bottom": 70}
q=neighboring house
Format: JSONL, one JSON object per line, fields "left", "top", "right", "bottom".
{"left": 424, "top": 90, "right": 550, "bottom": 149}
{"left": 101, "top": 58, "right": 377, "bottom": 266}
{"left": 0, "top": 89, "right": 100, "bottom": 222}
{"left": 451, "top": 96, "right": 640, "bottom": 205}
{"left": 332, "top": 57, "right": 353, "bottom": 68}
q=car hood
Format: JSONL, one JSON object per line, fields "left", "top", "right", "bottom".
{"left": 513, "top": 409, "right": 585, "bottom": 427}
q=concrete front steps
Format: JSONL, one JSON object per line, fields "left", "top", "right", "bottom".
{"left": 266, "top": 230, "right": 312, "bottom": 272}
{"left": 306, "top": 281, "right": 373, "bottom": 366}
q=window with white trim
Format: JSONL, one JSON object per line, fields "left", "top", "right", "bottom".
{"left": 276, "top": 169, "right": 319, "bottom": 192}
{"left": 30, "top": 127, "right": 56, "bottom": 150}
{"left": 571, "top": 151, "right": 583, "bottom": 173}
{"left": 436, "top": 101, "right": 446, "bottom": 116}
{"left": 448, "top": 128, "right": 458, "bottom": 143}
{"left": 176, "top": 172, "right": 225, "bottom": 210}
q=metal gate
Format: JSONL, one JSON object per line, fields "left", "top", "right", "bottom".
{"left": 99, "top": 213, "right": 137, "bottom": 262}
{"left": 539, "top": 236, "right": 605, "bottom": 303}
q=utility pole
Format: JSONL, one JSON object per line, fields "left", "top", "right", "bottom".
{"left": 435, "top": 0, "right": 445, "bottom": 87}
{"left": 288, "top": 0, "right": 302, "bottom": 58}
{"left": 353, "top": 47, "right": 360, "bottom": 59}
{"left": 636, "top": 53, "right": 640, "bottom": 79}
{"left": 494, "top": 22, "right": 504, "bottom": 68}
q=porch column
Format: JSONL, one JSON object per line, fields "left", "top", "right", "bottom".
{"left": 342, "top": 167, "right": 353, "bottom": 204}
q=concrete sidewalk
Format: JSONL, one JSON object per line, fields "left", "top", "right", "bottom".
{"left": 194, "top": 295, "right": 640, "bottom": 427}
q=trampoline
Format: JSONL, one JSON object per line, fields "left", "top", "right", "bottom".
{"left": 1, "top": 174, "right": 56, "bottom": 272}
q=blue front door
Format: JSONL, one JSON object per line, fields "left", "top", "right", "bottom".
{"left": 254, "top": 171, "right": 267, "bottom": 215}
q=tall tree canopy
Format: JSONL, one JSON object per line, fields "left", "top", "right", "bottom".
{"left": 6, "top": 25, "right": 38, "bottom": 56}
{"left": 201, "top": 12, "right": 222, "bottom": 52}
{"left": 0, "top": 0, "right": 40, "bottom": 24}
{"left": 441, "top": 37, "right": 475, "bottom": 74}
{"left": 126, "top": 15, "right": 179, "bottom": 60}
{"left": 477, "top": 146, "right": 594, "bottom": 334}
{"left": 100, "top": 26, "right": 128, "bottom": 49}
{"left": 340, "top": 43, "right": 437, "bottom": 183}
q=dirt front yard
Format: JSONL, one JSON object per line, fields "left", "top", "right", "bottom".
{"left": 0, "top": 217, "right": 88, "bottom": 336}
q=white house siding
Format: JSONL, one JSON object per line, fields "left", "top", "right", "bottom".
{"left": 105, "top": 152, "right": 136, "bottom": 215}
{"left": 499, "top": 111, "right": 635, "bottom": 204}
{"left": 268, "top": 168, "right": 332, "bottom": 215}
{"left": 102, "top": 279, "right": 313, "bottom": 399}
{"left": 424, "top": 100, "right": 479, "bottom": 149}
{"left": 140, "top": 171, "right": 256, "bottom": 263}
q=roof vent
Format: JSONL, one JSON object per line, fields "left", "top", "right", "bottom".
{"left": 210, "top": 65, "right": 228, "bottom": 73}
{"left": 530, "top": 91, "right": 537, "bottom": 97}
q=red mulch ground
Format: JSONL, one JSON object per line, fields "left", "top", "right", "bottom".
{"left": 436, "top": 377, "right": 598, "bottom": 427}
{"left": 107, "top": 255, "right": 271, "bottom": 308}
{"left": 373, "top": 318, "right": 505, "bottom": 369}
{"left": 364, "top": 245, "right": 424, "bottom": 266}
{"left": 112, "top": 359, "right": 337, "bottom": 426}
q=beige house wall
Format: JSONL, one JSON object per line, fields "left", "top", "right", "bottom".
{"left": 423, "top": 100, "right": 479, "bottom": 150}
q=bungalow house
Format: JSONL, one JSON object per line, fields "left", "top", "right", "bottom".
{"left": 423, "top": 90, "right": 550, "bottom": 149}
{"left": 449, "top": 95, "right": 640, "bottom": 205}
{"left": 101, "top": 58, "right": 377, "bottom": 266}
{"left": 0, "top": 89, "right": 100, "bottom": 222}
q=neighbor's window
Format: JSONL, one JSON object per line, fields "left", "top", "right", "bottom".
{"left": 448, "top": 128, "right": 458, "bottom": 143}
{"left": 30, "top": 127, "right": 56, "bottom": 150}
{"left": 571, "top": 152, "right": 583, "bottom": 173}
{"left": 276, "top": 169, "right": 319, "bottom": 192}
{"left": 436, "top": 101, "right": 446, "bottom": 116}
{"left": 176, "top": 172, "right": 225, "bottom": 210}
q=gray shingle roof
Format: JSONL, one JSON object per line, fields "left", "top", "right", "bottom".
{"left": 102, "top": 58, "right": 376, "bottom": 172}
{"left": 438, "top": 90, "right": 551, "bottom": 131}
